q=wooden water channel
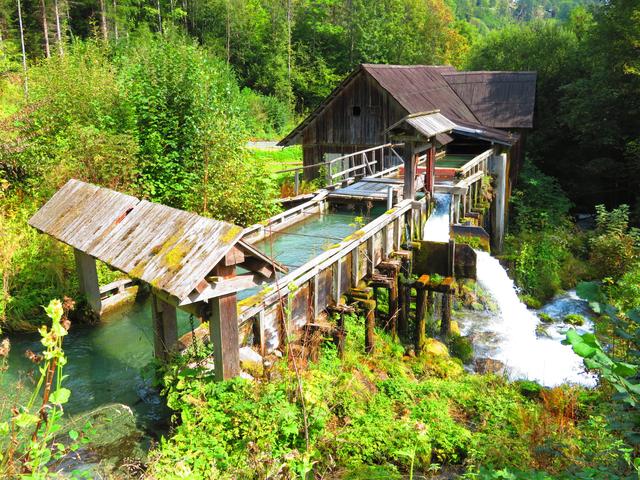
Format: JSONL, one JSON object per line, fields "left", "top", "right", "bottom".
{"left": 28, "top": 112, "right": 508, "bottom": 381}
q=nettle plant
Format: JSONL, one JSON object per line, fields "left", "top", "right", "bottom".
{"left": 0, "top": 299, "right": 92, "bottom": 478}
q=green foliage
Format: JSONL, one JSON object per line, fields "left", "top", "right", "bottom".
{"left": 502, "top": 160, "right": 586, "bottom": 302}
{"left": 1, "top": 299, "right": 91, "bottom": 477}
{"left": 539, "top": 313, "right": 555, "bottom": 323}
{"left": 449, "top": 335, "right": 474, "bottom": 364}
{"left": 149, "top": 311, "right": 632, "bottom": 477}
{"left": 589, "top": 205, "right": 640, "bottom": 279}
{"left": 563, "top": 314, "right": 585, "bottom": 326}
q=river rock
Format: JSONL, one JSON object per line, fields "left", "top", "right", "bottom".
{"left": 239, "top": 346, "right": 263, "bottom": 376}
{"left": 58, "top": 403, "right": 148, "bottom": 476}
{"left": 474, "top": 357, "right": 506, "bottom": 375}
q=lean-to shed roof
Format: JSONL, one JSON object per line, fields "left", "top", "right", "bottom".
{"left": 442, "top": 71, "right": 537, "bottom": 129}
{"left": 385, "top": 111, "right": 457, "bottom": 139}
{"left": 29, "top": 179, "right": 283, "bottom": 302}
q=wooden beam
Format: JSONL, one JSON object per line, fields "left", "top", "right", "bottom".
{"left": 242, "top": 256, "right": 274, "bottom": 278}
{"left": 74, "top": 249, "right": 102, "bottom": 315}
{"left": 225, "top": 246, "right": 245, "bottom": 266}
{"left": 152, "top": 294, "right": 178, "bottom": 361}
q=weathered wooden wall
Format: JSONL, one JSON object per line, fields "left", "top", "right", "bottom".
{"left": 302, "top": 72, "right": 408, "bottom": 177}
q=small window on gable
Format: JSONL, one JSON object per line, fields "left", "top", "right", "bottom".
{"left": 352, "top": 106, "right": 361, "bottom": 117}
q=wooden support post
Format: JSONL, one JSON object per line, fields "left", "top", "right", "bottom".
{"left": 414, "top": 277, "right": 428, "bottom": 353}
{"left": 386, "top": 186, "right": 393, "bottom": 210}
{"left": 403, "top": 144, "right": 416, "bottom": 201}
{"left": 397, "top": 277, "right": 408, "bottom": 340}
{"left": 74, "top": 249, "right": 102, "bottom": 315}
{"left": 151, "top": 294, "right": 178, "bottom": 361}
{"left": 364, "top": 300, "right": 376, "bottom": 354}
{"left": 388, "top": 281, "right": 398, "bottom": 341}
{"left": 333, "top": 259, "right": 342, "bottom": 304}
{"left": 294, "top": 171, "right": 300, "bottom": 196}
{"left": 366, "top": 236, "right": 375, "bottom": 275}
{"left": 333, "top": 313, "right": 346, "bottom": 359}
{"left": 351, "top": 247, "right": 360, "bottom": 285}
{"left": 440, "top": 294, "right": 452, "bottom": 338}
{"left": 393, "top": 218, "right": 401, "bottom": 250}
{"left": 426, "top": 290, "right": 435, "bottom": 336}
{"left": 313, "top": 274, "right": 320, "bottom": 319}
{"left": 253, "top": 310, "right": 266, "bottom": 356}
{"left": 208, "top": 293, "right": 240, "bottom": 381}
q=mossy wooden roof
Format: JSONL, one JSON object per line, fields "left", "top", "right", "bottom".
{"left": 29, "top": 179, "right": 282, "bottom": 302}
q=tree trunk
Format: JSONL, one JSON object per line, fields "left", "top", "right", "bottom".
{"left": 17, "top": 0, "right": 28, "bottom": 98}
{"left": 286, "top": 0, "right": 292, "bottom": 81}
{"left": 156, "top": 0, "right": 163, "bottom": 33}
{"left": 54, "top": 0, "right": 63, "bottom": 55}
{"left": 98, "top": 0, "right": 108, "bottom": 40}
{"left": 40, "top": 0, "right": 51, "bottom": 57}
{"left": 112, "top": 0, "right": 118, "bottom": 40}
{"left": 225, "top": 0, "right": 230, "bottom": 63}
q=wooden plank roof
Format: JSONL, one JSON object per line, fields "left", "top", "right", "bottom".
{"left": 29, "top": 179, "right": 283, "bottom": 302}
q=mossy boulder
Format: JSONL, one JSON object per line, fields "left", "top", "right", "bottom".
{"left": 520, "top": 294, "right": 542, "bottom": 309}
{"left": 450, "top": 320, "right": 461, "bottom": 337}
{"left": 449, "top": 335, "right": 473, "bottom": 364}
{"left": 470, "top": 301, "right": 484, "bottom": 311}
{"left": 564, "top": 313, "right": 585, "bottom": 326}
{"left": 538, "top": 313, "right": 555, "bottom": 324}
{"left": 424, "top": 338, "right": 449, "bottom": 357}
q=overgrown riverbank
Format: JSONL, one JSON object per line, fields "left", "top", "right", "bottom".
{"left": 147, "top": 314, "right": 634, "bottom": 479}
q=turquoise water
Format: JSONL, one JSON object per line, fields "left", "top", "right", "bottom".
{"left": 1, "top": 203, "right": 383, "bottom": 468}
{"left": 255, "top": 206, "right": 381, "bottom": 269}
{"left": 1, "top": 298, "right": 194, "bottom": 432}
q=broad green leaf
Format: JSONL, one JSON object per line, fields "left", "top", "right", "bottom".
{"left": 68, "top": 429, "right": 79, "bottom": 441}
{"left": 576, "top": 281, "right": 602, "bottom": 302}
{"left": 15, "top": 413, "right": 40, "bottom": 428}
{"left": 612, "top": 362, "right": 637, "bottom": 377}
{"left": 572, "top": 342, "right": 597, "bottom": 358}
{"left": 50, "top": 387, "right": 71, "bottom": 405}
{"left": 0, "top": 421, "right": 9, "bottom": 436}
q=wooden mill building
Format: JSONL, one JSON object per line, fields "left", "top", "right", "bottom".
{"left": 279, "top": 64, "right": 537, "bottom": 187}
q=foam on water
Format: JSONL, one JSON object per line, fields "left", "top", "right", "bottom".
{"left": 473, "top": 250, "right": 596, "bottom": 387}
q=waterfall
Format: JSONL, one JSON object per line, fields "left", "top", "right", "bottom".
{"left": 472, "top": 250, "right": 596, "bottom": 387}
{"left": 423, "top": 193, "right": 452, "bottom": 242}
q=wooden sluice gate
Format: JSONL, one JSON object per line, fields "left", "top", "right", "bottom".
{"left": 27, "top": 115, "right": 509, "bottom": 380}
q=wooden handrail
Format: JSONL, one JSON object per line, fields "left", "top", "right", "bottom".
{"left": 273, "top": 143, "right": 400, "bottom": 174}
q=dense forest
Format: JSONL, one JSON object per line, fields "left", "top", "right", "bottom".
{"left": 1, "top": 0, "right": 640, "bottom": 477}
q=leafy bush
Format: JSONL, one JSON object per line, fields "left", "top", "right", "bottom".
{"left": 588, "top": 205, "right": 640, "bottom": 280}
{"left": 449, "top": 335, "right": 474, "bottom": 364}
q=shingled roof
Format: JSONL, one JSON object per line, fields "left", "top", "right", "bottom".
{"left": 279, "top": 64, "right": 536, "bottom": 147}
{"left": 29, "top": 179, "right": 284, "bottom": 302}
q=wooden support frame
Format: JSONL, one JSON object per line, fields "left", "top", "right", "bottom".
{"left": 152, "top": 293, "right": 178, "bottom": 361}
{"left": 74, "top": 249, "right": 102, "bottom": 315}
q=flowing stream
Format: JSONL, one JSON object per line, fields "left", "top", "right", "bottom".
{"left": 423, "top": 193, "right": 452, "bottom": 241}
{"left": 457, "top": 251, "right": 596, "bottom": 387}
